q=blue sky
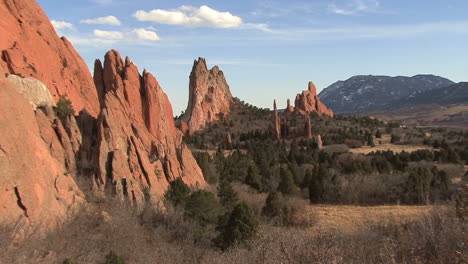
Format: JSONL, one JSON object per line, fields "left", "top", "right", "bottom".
{"left": 38, "top": 0, "right": 468, "bottom": 114}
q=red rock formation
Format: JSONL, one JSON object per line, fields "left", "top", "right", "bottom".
{"left": 316, "top": 134, "right": 323, "bottom": 150}
{"left": 0, "top": 0, "right": 99, "bottom": 116}
{"left": 93, "top": 50, "right": 206, "bottom": 203}
{"left": 273, "top": 100, "right": 281, "bottom": 140}
{"left": 179, "top": 58, "right": 233, "bottom": 134}
{"left": 226, "top": 132, "right": 233, "bottom": 145}
{"left": 0, "top": 66, "right": 84, "bottom": 241}
{"left": 294, "top": 82, "right": 334, "bottom": 117}
{"left": 285, "top": 98, "right": 295, "bottom": 113}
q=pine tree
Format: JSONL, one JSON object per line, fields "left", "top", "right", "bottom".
{"left": 277, "top": 167, "right": 296, "bottom": 195}
{"left": 184, "top": 190, "right": 223, "bottom": 226}
{"left": 245, "top": 164, "right": 262, "bottom": 191}
{"left": 164, "top": 178, "right": 191, "bottom": 207}
{"left": 53, "top": 95, "right": 75, "bottom": 119}
{"left": 262, "top": 192, "right": 284, "bottom": 219}
{"left": 217, "top": 179, "right": 238, "bottom": 210}
{"left": 216, "top": 202, "right": 259, "bottom": 250}
{"left": 301, "top": 168, "right": 312, "bottom": 189}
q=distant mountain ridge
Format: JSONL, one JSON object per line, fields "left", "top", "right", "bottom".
{"left": 400, "top": 82, "right": 468, "bottom": 106}
{"left": 319, "top": 74, "right": 455, "bottom": 113}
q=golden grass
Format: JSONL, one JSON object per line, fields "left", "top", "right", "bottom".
{"left": 304, "top": 204, "right": 450, "bottom": 235}
{"left": 349, "top": 144, "right": 432, "bottom": 154}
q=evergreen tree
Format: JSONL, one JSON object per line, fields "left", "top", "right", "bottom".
{"left": 277, "top": 167, "right": 296, "bottom": 195}
{"left": 53, "top": 95, "right": 75, "bottom": 119}
{"left": 245, "top": 164, "right": 262, "bottom": 191}
{"left": 164, "top": 178, "right": 191, "bottom": 207}
{"left": 184, "top": 190, "right": 223, "bottom": 226}
{"left": 217, "top": 179, "right": 238, "bottom": 210}
{"left": 301, "top": 168, "right": 312, "bottom": 189}
{"left": 216, "top": 202, "right": 259, "bottom": 250}
{"left": 375, "top": 130, "right": 382, "bottom": 138}
{"left": 262, "top": 192, "right": 284, "bottom": 219}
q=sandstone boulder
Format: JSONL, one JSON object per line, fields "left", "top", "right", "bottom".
{"left": 7, "top": 74, "right": 55, "bottom": 109}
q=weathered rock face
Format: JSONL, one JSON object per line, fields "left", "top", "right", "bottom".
{"left": 0, "top": 0, "right": 99, "bottom": 116}
{"left": 0, "top": 66, "right": 84, "bottom": 241}
{"left": 179, "top": 58, "right": 233, "bottom": 134}
{"left": 273, "top": 100, "right": 281, "bottom": 140}
{"left": 295, "top": 82, "right": 334, "bottom": 117}
{"left": 7, "top": 74, "right": 55, "bottom": 109}
{"left": 93, "top": 50, "right": 206, "bottom": 203}
{"left": 285, "top": 98, "right": 295, "bottom": 113}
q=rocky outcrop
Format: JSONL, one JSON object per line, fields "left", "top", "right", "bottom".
{"left": 0, "top": 0, "right": 99, "bottom": 116}
{"left": 178, "top": 58, "right": 233, "bottom": 134}
{"left": 92, "top": 50, "right": 205, "bottom": 204}
{"left": 295, "top": 82, "right": 334, "bottom": 117}
{"left": 316, "top": 134, "right": 323, "bottom": 150}
{"left": 0, "top": 66, "right": 84, "bottom": 241}
{"left": 7, "top": 74, "right": 55, "bottom": 109}
{"left": 285, "top": 98, "right": 294, "bottom": 113}
{"left": 273, "top": 100, "right": 281, "bottom": 140}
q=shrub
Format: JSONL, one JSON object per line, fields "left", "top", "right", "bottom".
{"left": 216, "top": 202, "right": 259, "bottom": 249}
{"left": 390, "top": 134, "right": 401, "bottom": 144}
{"left": 103, "top": 251, "right": 126, "bottom": 264}
{"left": 164, "top": 178, "right": 191, "bottom": 207}
{"left": 63, "top": 259, "right": 75, "bottom": 264}
{"left": 53, "top": 95, "right": 75, "bottom": 119}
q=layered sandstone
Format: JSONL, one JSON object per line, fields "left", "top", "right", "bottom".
{"left": 93, "top": 50, "right": 206, "bottom": 203}
{"left": 0, "top": 66, "right": 84, "bottom": 241}
{"left": 178, "top": 58, "right": 233, "bottom": 134}
{"left": 294, "top": 82, "right": 334, "bottom": 117}
{"left": 0, "top": 0, "right": 99, "bottom": 116}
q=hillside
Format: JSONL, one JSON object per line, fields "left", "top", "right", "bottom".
{"left": 319, "top": 75, "right": 454, "bottom": 113}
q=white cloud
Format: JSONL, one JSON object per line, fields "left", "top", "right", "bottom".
{"left": 81, "top": 16, "right": 121, "bottom": 25}
{"left": 329, "top": 0, "right": 379, "bottom": 15}
{"left": 93, "top": 29, "right": 124, "bottom": 39}
{"left": 133, "top": 28, "right": 160, "bottom": 41}
{"left": 134, "top": 5, "right": 243, "bottom": 28}
{"left": 51, "top": 20, "right": 74, "bottom": 30}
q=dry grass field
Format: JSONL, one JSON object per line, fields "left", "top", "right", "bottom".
{"left": 305, "top": 204, "right": 449, "bottom": 234}
{"left": 350, "top": 134, "right": 432, "bottom": 154}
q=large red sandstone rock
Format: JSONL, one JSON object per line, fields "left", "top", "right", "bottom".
{"left": 0, "top": 65, "right": 84, "bottom": 241}
{"left": 93, "top": 50, "right": 205, "bottom": 203}
{"left": 179, "top": 58, "right": 233, "bottom": 134}
{"left": 294, "top": 82, "right": 334, "bottom": 117}
{"left": 0, "top": 0, "right": 99, "bottom": 116}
